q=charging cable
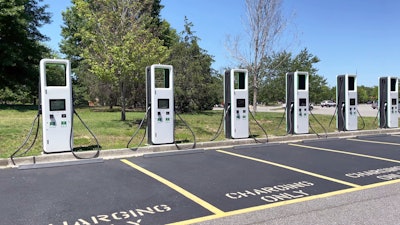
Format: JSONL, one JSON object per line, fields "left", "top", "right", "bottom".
{"left": 276, "top": 106, "right": 286, "bottom": 130}
{"left": 248, "top": 107, "right": 269, "bottom": 143}
{"left": 277, "top": 103, "right": 294, "bottom": 135}
{"left": 372, "top": 102, "right": 387, "bottom": 128}
{"left": 10, "top": 109, "right": 41, "bottom": 165}
{"left": 331, "top": 103, "right": 346, "bottom": 131}
{"left": 174, "top": 108, "right": 196, "bottom": 150}
{"left": 70, "top": 109, "right": 101, "bottom": 159}
{"left": 210, "top": 105, "right": 230, "bottom": 141}
{"left": 10, "top": 83, "right": 42, "bottom": 165}
{"left": 288, "top": 103, "right": 294, "bottom": 134}
{"left": 356, "top": 108, "right": 366, "bottom": 130}
{"left": 340, "top": 103, "right": 346, "bottom": 131}
{"left": 126, "top": 106, "right": 150, "bottom": 149}
{"left": 309, "top": 109, "right": 328, "bottom": 138}
{"left": 328, "top": 105, "right": 338, "bottom": 128}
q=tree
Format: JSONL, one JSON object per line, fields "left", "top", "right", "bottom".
{"left": 226, "top": 0, "right": 287, "bottom": 112}
{"left": 358, "top": 86, "right": 369, "bottom": 103}
{"left": 291, "top": 49, "right": 329, "bottom": 104}
{"left": 168, "top": 17, "right": 219, "bottom": 112}
{"left": 60, "top": 2, "right": 84, "bottom": 67}
{"left": 259, "top": 49, "right": 330, "bottom": 104}
{"left": 258, "top": 51, "right": 291, "bottom": 104}
{"left": 146, "top": 0, "right": 177, "bottom": 48}
{"left": 0, "top": 0, "right": 51, "bottom": 97}
{"left": 74, "top": 0, "right": 169, "bottom": 120}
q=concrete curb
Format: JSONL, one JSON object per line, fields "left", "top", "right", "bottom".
{"left": 2, "top": 128, "right": 400, "bottom": 169}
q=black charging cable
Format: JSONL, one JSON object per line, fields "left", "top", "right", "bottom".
{"left": 248, "top": 107, "right": 269, "bottom": 143}
{"left": 329, "top": 84, "right": 343, "bottom": 129}
{"left": 280, "top": 75, "right": 295, "bottom": 135}
{"left": 288, "top": 104, "right": 294, "bottom": 134}
{"left": 276, "top": 107, "right": 286, "bottom": 130}
{"left": 309, "top": 110, "right": 328, "bottom": 138}
{"left": 276, "top": 103, "right": 295, "bottom": 135}
{"left": 356, "top": 108, "right": 366, "bottom": 130}
{"left": 126, "top": 106, "right": 150, "bottom": 150}
{"left": 70, "top": 108, "right": 101, "bottom": 159}
{"left": 10, "top": 83, "right": 42, "bottom": 165}
{"left": 174, "top": 108, "right": 196, "bottom": 150}
{"left": 372, "top": 106, "right": 380, "bottom": 128}
{"left": 328, "top": 105, "right": 338, "bottom": 128}
{"left": 373, "top": 103, "right": 387, "bottom": 128}
{"left": 210, "top": 105, "right": 230, "bottom": 141}
{"left": 10, "top": 109, "right": 41, "bottom": 165}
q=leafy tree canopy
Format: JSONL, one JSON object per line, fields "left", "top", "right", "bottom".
{"left": 0, "top": 0, "right": 51, "bottom": 95}
{"left": 259, "top": 48, "right": 331, "bottom": 104}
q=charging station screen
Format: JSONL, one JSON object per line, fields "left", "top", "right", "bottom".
{"left": 348, "top": 76, "right": 355, "bottom": 91}
{"left": 298, "top": 75, "right": 306, "bottom": 90}
{"left": 46, "top": 63, "right": 67, "bottom": 86}
{"left": 234, "top": 72, "right": 246, "bottom": 89}
{"left": 50, "top": 99, "right": 66, "bottom": 111}
{"left": 299, "top": 98, "right": 307, "bottom": 106}
{"left": 392, "top": 98, "right": 397, "bottom": 105}
{"left": 350, "top": 98, "right": 356, "bottom": 106}
{"left": 391, "top": 78, "right": 397, "bottom": 91}
{"left": 158, "top": 99, "right": 169, "bottom": 109}
{"left": 155, "top": 68, "right": 170, "bottom": 88}
{"left": 236, "top": 99, "right": 246, "bottom": 108}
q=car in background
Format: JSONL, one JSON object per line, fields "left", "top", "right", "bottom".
{"left": 320, "top": 100, "right": 336, "bottom": 107}
{"left": 371, "top": 101, "right": 378, "bottom": 109}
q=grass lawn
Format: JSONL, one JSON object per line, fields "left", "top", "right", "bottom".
{"left": 0, "top": 105, "right": 378, "bottom": 159}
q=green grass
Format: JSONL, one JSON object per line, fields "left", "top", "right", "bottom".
{"left": 0, "top": 105, "right": 379, "bottom": 159}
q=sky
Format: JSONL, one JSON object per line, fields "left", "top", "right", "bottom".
{"left": 39, "top": 0, "right": 400, "bottom": 87}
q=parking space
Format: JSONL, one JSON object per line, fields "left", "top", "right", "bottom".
{"left": 1, "top": 134, "right": 400, "bottom": 225}
{"left": 354, "top": 133, "right": 400, "bottom": 144}
{"left": 299, "top": 136, "right": 400, "bottom": 161}
{"left": 227, "top": 142, "right": 400, "bottom": 186}
{"left": 0, "top": 160, "right": 211, "bottom": 225}
{"left": 124, "top": 150, "right": 351, "bottom": 213}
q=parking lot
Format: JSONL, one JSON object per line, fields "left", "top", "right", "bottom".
{"left": 1, "top": 133, "right": 400, "bottom": 224}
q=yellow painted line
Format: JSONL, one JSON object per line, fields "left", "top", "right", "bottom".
{"left": 289, "top": 143, "right": 400, "bottom": 164}
{"left": 120, "top": 159, "right": 224, "bottom": 215}
{"left": 216, "top": 150, "right": 360, "bottom": 188}
{"left": 167, "top": 179, "right": 400, "bottom": 225}
{"left": 348, "top": 138, "right": 400, "bottom": 146}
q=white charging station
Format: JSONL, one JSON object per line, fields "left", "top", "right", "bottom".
{"left": 224, "top": 69, "right": 249, "bottom": 139}
{"left": 337, "top": 74, "right": 358, "bottom": 131}
{"left": 146, "top": 64, "right": 174, "bottom": 144}
{"left": 379, "top": 76, "right": 398, "bottom": 128}
{"left": 40, "top": 59, "right": 73, "bottom": 153}
{"left": 286, "top": 71, "right": 309, "bottom": 134}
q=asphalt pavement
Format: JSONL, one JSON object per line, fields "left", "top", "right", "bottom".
{"left": 1, "top": 133, "right": 400, "bottom": 225}
{"left": 195, "top": 180, "right": 400, "bottom": 225}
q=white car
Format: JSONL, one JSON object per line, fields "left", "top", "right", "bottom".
{"left": 320, "top": 100, "right": 336, "bottom": 107}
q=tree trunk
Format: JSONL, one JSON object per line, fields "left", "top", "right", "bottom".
{"left": 120, "top": 80, "right": 126, "bottom": 121}
{"left": 253, "top": 74, "right": 258, "bottom": 113}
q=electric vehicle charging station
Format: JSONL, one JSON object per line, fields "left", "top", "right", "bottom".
{"left": 337, "top": 74, "right": 358, "bottom": 131}
{"left": 40, "top": 59, "right": 73, "bottom": 153}
{"left": 146, "top": 64, "right": 174, "bottom": 145}
{"left": 378, "top": 76, "right": 398, "bottom": 128}
{"left": 286, "top": 71, "right": 309, "bottom": 134}
{"left": 224, "top": 69, "right": 249, "bottom": 139}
